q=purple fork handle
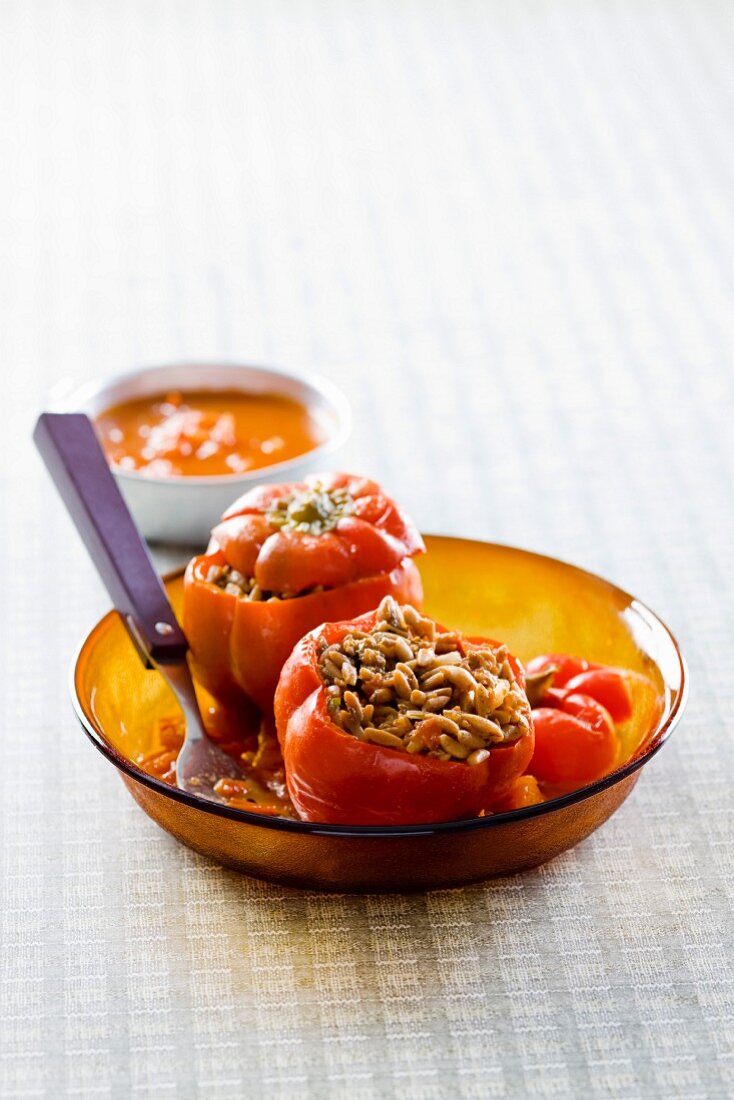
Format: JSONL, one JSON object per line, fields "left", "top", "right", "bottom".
{"left": 33, "top": 412, "right": 188, "bottom": 662}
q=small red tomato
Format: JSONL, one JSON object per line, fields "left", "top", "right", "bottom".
{"left": 525, "top": 653, "right": 597, "bottom": 687}
{"left": 530, "top": 694, "right": 619, "bottom": 787}
{"left": 489, "top": 775, "right": 545, "bottom": 813}
{"left": 562, "top": 668, "right": 633, "bottom": 722}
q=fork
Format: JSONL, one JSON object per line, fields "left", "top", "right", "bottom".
{"left": 33, "top": 412, "right": 248, "bottom": 801}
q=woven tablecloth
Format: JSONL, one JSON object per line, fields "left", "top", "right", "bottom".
{"left": 2, "top": 1, "right": 733, "bottom": 1096}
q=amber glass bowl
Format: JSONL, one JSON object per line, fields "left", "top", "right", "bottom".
{"left": 72, "top": 536, "right": 687, "bottom": 892}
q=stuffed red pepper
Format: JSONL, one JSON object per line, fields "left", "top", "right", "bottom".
{"left": 274, "top": 596, "right": 534, "bottom": 825}
{"left": 183, "top": 473, "right": 424, "bottom": 710}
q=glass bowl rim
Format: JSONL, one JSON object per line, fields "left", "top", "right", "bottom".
{"left": 70, "top": 537, "right": 688, "bottom": 839}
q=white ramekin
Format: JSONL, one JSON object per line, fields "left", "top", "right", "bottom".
{"left": 53, "top": 362, "right": 351, "bottom": 546}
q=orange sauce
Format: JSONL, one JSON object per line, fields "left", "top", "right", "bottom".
{"left": 95, "top": 389, "right": 326, "bottom": 478}
{"left": 135, "top": 703, "right": 297, "bottom": 817}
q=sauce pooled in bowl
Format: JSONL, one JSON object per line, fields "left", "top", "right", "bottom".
{"left": 95, "top": 389, "right": 327, "bottom": 478}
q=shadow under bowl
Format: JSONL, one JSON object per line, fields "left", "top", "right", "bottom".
{"left": 72, "top": 536, "right": 687, "bottom": 892}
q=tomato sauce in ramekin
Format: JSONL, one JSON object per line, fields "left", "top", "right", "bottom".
{"left": 95, "top": 389, "right": 326, "bottom": 478}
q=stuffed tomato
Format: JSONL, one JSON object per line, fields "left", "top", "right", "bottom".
{"left": 183, "top": 473, "right": 424, "bottom": 711}
{"left": 274, "top": 596, "right": 534, "bottom": 825}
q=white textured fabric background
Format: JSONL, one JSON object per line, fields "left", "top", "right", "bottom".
{"left": 2, "top": 1, "right": 733, "bottom": 1097}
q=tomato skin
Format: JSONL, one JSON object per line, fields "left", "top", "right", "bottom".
{"left": 212, "top": 472, "right": 425, "bottom": 594}
{"left": 184, "top": 554, "right": 423, "bottom": 711}
{"left": 527, "top": 654, "right": 634, "bottom": 723}
{"left": 254, "top": 530, "right": 354, "bottom": 594}
{"left": 526, "top": 653, "right": 597, "bottom": 687}
{"left": 529, "top": 700, "right": 618, "bottom": 786}
{"left": 489, "top": 775, "right": 545, "bottom": 813}
{"left": 210, "top": 513, "right": 272, "bottom": 576}
{"left": 541, "top": 688, "right": 615, "bottom": 733}
{"left": 274, "top": 612, "right": 534, "bottom": 826}
{"left": 525, "top": 651, "right": 661, "bottom": 794}
{"left": 562, "top": 669, "right": 633, "bottom": 722}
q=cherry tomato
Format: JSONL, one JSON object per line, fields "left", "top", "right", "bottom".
{"left": 562, "top": 668, "right": 633, "bottom": 722}
{"left": 530, "top": 693, "right": 619, "bottom": 786}
{"left": 489, "top": 775, "right": 545, "bottom": 813}
{"left": 526, "top": 653, "right": 597, "bottom": 687}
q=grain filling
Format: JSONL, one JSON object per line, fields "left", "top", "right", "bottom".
{"left": 205, "top": 563, "right": 324, "bottom": 602}
{"left": 317, "top": 597, "right": 532, "bottom": 762}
